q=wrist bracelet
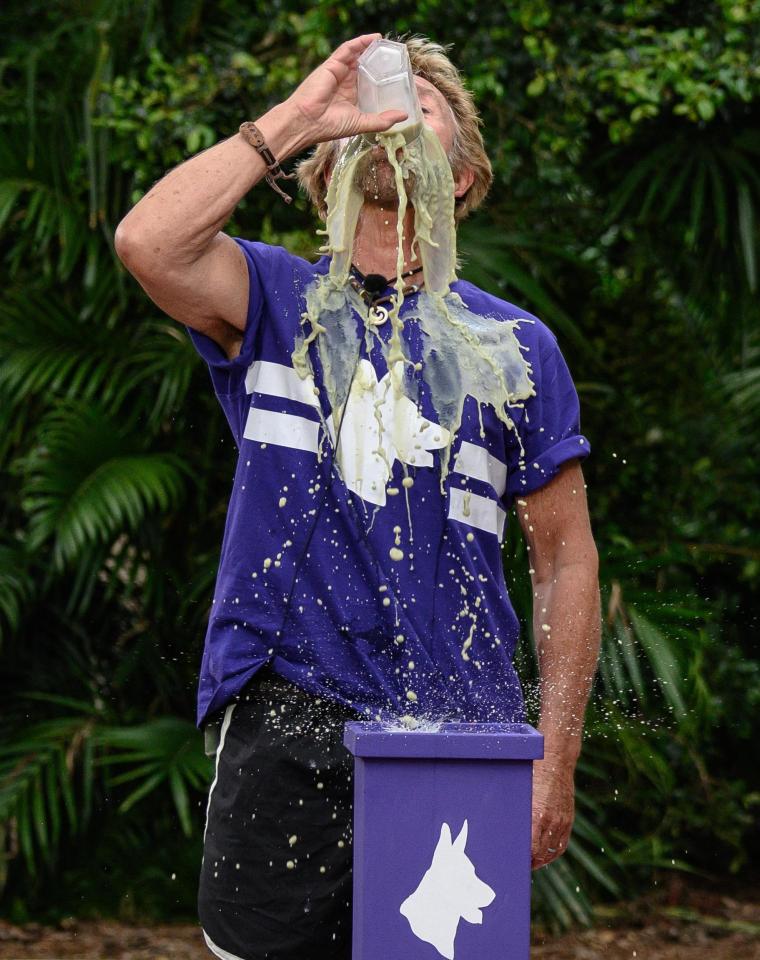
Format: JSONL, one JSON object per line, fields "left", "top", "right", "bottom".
{"left": 238, "top": 121, "right": 297, "bottom": 204}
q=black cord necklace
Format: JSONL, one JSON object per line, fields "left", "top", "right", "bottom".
{"left": 349, "top": 263, "right": 424, "bottom": 326}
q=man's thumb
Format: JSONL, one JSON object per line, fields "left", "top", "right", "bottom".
{"left": 356, "top": 109, "right": 408, "bottom": 134}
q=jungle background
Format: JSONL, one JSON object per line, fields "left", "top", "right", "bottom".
{"left": 0, "top": 0, "right": 759, "bottom": 954}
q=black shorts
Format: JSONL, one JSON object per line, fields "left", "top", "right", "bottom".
{"left": 198, "top": 669, "right": 363, "bottom": 960}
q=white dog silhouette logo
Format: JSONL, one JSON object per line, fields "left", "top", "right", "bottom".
{"left": 399, "top": 820, "right": 496, "bottom": 959}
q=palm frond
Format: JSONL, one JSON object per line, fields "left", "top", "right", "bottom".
{"left": 532, "top": 852, "right": 595, "bottom": 932}
{"left": 614, "top": 834, "right": 702, "bottom": 876}
{"left": 721, "top": 328, "right": 760, "bottom": 428}
{"left": 0, "top": 289, "right": 124, "bottom": 408}
{"left": 569, "top": 807, "right": 624, "bottom": 896}
{"left": 0, "top": 716, "right": 94, "bottom": 877}
{"left": 625, "top": 607, "right": 687, "bottom": 722}
{"left": 16, "top": 400, "right": 188, "bottom": 568}
{"left": 0, "top": 126, "right": 88, "bottom": 282}
{"left": 0, "top": 290, "right": 194, "bottom": 428}
{"left": 95, "top": 718, "right": 212, "bottom": 835}
{"left": 0, "top": 706, "right": 209, "bottom": 885}
{"left": 0, "top": 542, "right": 34, "bottom": 645}
{"left": 597, "top": 574, "right": 713, "bottom": 722}
{"left": 599, "top": 130, "right": 760, "bottom": 321}
{"left": 458, "top": 221, "right": 590, "bottom": 351}
{"left": 110, "top": 320, "right": 198, "bottom": 428}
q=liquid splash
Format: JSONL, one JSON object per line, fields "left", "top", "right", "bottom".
{"left": 292, "top": 124, "right": 537, "bottom": 496}
{"left": 381, "top": 714, "right": 445, "bottom": 733}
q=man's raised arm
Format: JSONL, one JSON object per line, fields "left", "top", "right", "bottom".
{"left": 113, "top": 33, "right": 407, "bottom": 360}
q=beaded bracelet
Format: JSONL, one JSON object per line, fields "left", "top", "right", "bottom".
{"left": 238, "top": 121, "right": 297, "bottom": 204}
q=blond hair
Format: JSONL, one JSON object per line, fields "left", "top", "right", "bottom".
{"left": 295, "top": 34, "right": 493, "bottom": 224}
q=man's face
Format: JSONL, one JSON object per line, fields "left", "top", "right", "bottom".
{"left": 414, "top": 76, "right": 457, "bottom": 155}
{"left": 333, "top": 76, "right": 473, "bottom": 207}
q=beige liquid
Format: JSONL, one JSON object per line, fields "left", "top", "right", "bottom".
{"left": 363, "top": 118, "right": 423, "bottom": 147}
{"left": 292, "top": 124, "right": 537, "bottom": 506}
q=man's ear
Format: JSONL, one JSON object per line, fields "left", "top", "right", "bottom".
{"left": 454, "top": 166, "right": 475, "bottom": 199}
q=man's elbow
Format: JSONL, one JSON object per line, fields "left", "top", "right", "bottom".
{"left": 114, "top": 217, "right": 166, "bottom": 278}
{"left": 114, "top": 218, "right": 145, "bottom": 273}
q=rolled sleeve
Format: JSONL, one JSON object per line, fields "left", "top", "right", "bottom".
{"left": 504, "top": 325, "right": 591, "bottom": 503}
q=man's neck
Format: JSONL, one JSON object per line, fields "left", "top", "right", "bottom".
{"left": 351, "top": 202, "right": 421, "bottom": 283}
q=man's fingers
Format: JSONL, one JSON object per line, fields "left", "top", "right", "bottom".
{"left": 532, "top": 818, "right": 550, "bottom": 863}
{"left": 531, "top": 834, "right": 563, "bottom": 869}
{"left": 320, "top": 34, "right": 383, "bottom": 91}
{"left": 531, "top": 772, "right": 575, "bottom": 869}
{"left": 531, "top": 812, "right": 571, "bottom": 869}
{"left": 355, "top": 109, "right": 408, "bottom": 135}
{"left": 330, "top": 33, "right": 383, "bottom": 67}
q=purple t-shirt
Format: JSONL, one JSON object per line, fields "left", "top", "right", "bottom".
{"left": 186, "top": 239, "right": 591, "bottom": 728}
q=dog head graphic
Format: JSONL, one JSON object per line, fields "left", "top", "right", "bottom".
{"left": 399, "top": 819, "right": 496, "bottom": 960}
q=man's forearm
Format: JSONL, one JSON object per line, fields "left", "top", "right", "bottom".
{"left": 115, "top": 100, "right": 310, "bottom": 267}
{"left": 532, "top": 558, "right": 601, "bottom": 766}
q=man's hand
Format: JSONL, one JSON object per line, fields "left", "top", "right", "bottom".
{"left": 286, "top": 33, "right": 409, "bottom": 145}
{"left": 114, "top": 33, "right": 410, "bottom": 359}
{"left": 531, "top": 752, "right": 576, "bottom": 869}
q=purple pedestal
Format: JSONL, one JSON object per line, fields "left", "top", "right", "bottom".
{"left": 344, "top": 722, "right": 544, "bottom": 960}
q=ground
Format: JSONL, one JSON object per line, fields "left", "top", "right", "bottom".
{"left": 0, "top": 877, "right": 757, "bottom": 959}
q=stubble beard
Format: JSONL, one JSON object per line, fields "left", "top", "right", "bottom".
{"left": 353, "top": 152, "right": 417, "bottom": 208}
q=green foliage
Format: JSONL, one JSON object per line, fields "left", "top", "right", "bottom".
{"left": 0, "top": 0, "right": 758, "bottom": 932}
{"left": 17, "top": 400, "right": 188, "bottom": 569}
{"left": 0, "top": 714, "right": 87, "bottom": 880}
{"left": 96, "top": 718, "right": 212, "bottom": 836}
{"left": 0, "top": 543, "right": 33, "bottom": 642}
{"left": 103, "top": 48, "right": 246, "bottom": 199}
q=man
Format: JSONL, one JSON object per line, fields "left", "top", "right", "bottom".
{"left": 115, "top": 32, "right": 600, "bottom": 960}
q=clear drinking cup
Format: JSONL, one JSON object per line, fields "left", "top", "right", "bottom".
{"left": 357, "top": 39, "right": 423, "bottom": 145}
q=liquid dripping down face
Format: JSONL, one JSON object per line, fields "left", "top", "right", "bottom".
{"left": 353, "top": 145, "right": 417, "bottom": 206}
{"left": 350, "top": 79, "right": 461, "bottom": 208}
{"left": 292, "top": 72, "right": 537, "bottom": 498}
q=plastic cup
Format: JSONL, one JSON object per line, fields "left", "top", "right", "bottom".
{"left": 357, "top": 39, "right": 423, "bottom": 144}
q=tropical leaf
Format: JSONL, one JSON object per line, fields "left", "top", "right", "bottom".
{"left": 626, "top": 607, "right": 687, "bottom": 721}
{"left": 0, "top": 716, "right": 94, "bottom": 876}
{"left": 16, "top": 400, "right": 188, "bottom": 568}
{"left": 569, "top": 808, "right": 624, "bottom": 896}
{"left": 0, "top": 125, "right": 88, "bottom": 283}
{"left": 95, "top": 718, "right": 212, "bottom": 836}
{"left": 458, "top": 221, "right": 590, "bottom": 350}
{"left": 0, "top": 706, "right": 211, "bottom": 886}
{"left": 532, "top": 852, "right": 596, "bottom": 932}
{"left": 721, "top": 327, "right": 760, "bottom": 428}
{"left": 0, "top": 542, "right": 34, "bottom": 645}
{"left": 110, "top": 320, "right": 198, "bottom": 428}
{"left": 596, "top": 128, "right": 760, "bottom": 338}
{"left": 0, "top": 288, "right": 124, "bottom": 407}
{"left": 0, "top": 289, "right": 195, "bottom": 428}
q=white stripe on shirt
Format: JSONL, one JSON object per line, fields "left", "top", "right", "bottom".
{"left": 243, "top": 407, "right": 321, "bottom": 454}
{"left": 245, "top": 360, "right": 319, "bottom": 407}
{"left": 448, "top": 487, "right": 507, "bottom": 539}
{"left": 453, "top": 440, "right": 508, "bottom": 497}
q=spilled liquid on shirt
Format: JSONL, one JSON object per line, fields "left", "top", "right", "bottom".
{"left": 291, "top": 124, "right": 538, "bottom": 681}
{"left": 293, "top": 126, "right": 536, "bottom": 488}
